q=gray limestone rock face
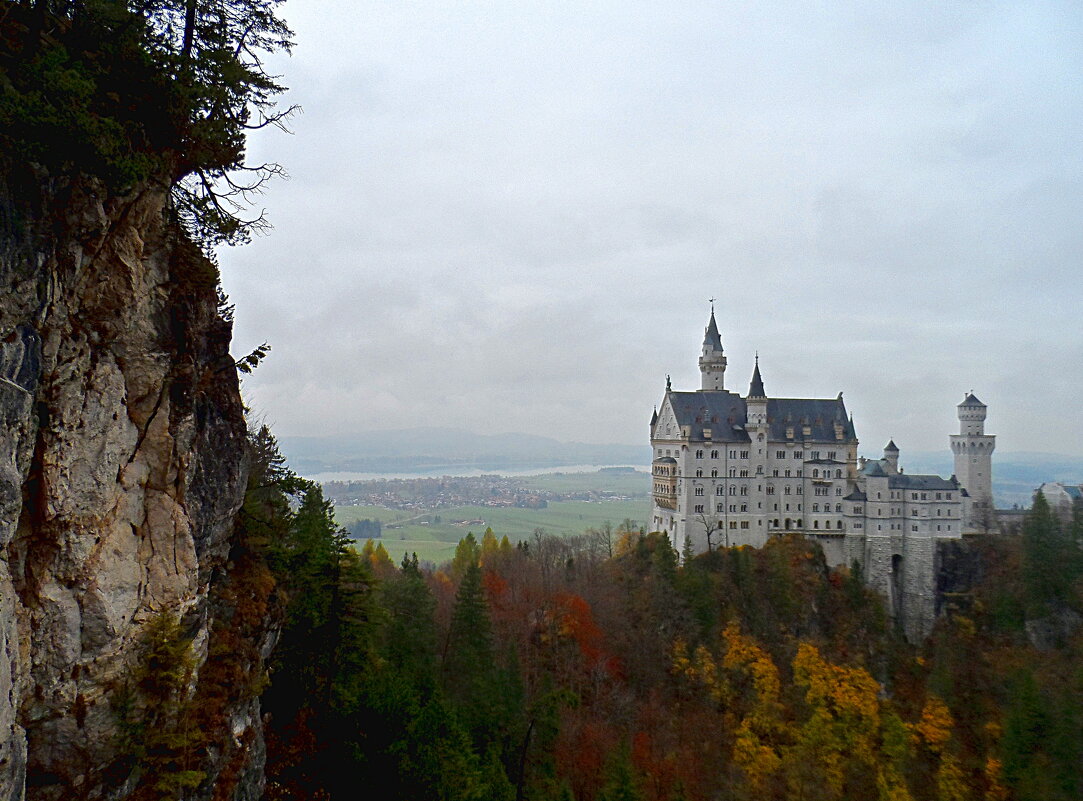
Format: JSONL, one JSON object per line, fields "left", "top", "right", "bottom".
{"left": 0, "top": 164, "right": 264, "bottom": 800}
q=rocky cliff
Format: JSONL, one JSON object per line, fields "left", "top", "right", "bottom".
{"left": 0, "top": 162, "right": 266, "bottom": 800}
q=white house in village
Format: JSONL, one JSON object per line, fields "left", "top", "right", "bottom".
{"left": 650, "top": 310, "right": 996, "bottom": 637}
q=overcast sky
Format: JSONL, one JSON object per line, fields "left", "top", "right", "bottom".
{"left": 219, "top": 0, "right": 1083, "bottom": 458}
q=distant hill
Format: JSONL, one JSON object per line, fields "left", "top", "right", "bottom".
{"left": 281, "top": 429, "right": 1080, "bottom": 507}
{"left": 279, "top": 427, "right": 651, "bottom": 476}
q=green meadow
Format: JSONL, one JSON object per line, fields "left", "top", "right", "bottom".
{"left": 334, "top": 497, "right": 649, "bottom": 566}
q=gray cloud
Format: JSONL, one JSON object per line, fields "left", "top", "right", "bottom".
{"left": 221, "top": 0, "right": 1083, "bottom": 457}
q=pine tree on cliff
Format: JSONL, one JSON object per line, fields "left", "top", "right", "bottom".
{"left": 0, "top": 0, "right": 295, "bottom": 247}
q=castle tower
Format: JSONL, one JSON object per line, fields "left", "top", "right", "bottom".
{"left": 949, "top": 393, "right": 996, "bottom": 531}
{"left": 746, "top": 356, "right": 767, "bottom": 427}
{"left": 698, "top": 309, "right": 727, "bottom": 390}
{"left": 883, "top": 440, "right": 899, "bottom": 474}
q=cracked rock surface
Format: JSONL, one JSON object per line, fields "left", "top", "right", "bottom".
{"left": 1, "top": 165, "right": 257, "bottom": 800}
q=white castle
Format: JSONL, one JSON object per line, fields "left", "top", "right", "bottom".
{"left": 650, "top": 309, "right": 995, "bottom": 637}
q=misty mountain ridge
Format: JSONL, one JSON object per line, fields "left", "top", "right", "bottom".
{"left": 279, "top": 427, "right": 650, "bottom": 475}
{"left": 279, "top": 429, "right": 1080, "bottom": 504}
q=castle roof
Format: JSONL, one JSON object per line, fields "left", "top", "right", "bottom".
{"left": 885, "top": 439, "right": 899, "bottom": 452}
{"left": 664, "top": 391, "right": 855, "bottom": 443}
{"left": 861, "top": 460, "right": 888, "bottom": 477}
{"left": 703, "top": 311, "right": 723, "bottom": 352}
{"left": 887, "top": 474, "right": 959, "bottom": 491}
{"left": 748, "top": 358, "right": 766, "bottom": 398}
{"left": 844, "top": 488, "right": 867, "bottom": 501}
{"left": 960, "top": 393, "right": 985, "bottom": 407}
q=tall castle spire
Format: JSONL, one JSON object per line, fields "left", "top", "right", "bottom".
{"left": 748, "top": 353, "right": 766, "bottom": 398}
{"left": 698, "top": 306, "right": 727, "bottom": 391}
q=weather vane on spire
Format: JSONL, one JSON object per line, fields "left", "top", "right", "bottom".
{"left": 708, "top": 297, "right": 716, "bottom": 313}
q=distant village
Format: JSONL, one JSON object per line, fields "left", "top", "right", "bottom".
{"left": 321, "top": 473, "right": 647, "bottom": 511}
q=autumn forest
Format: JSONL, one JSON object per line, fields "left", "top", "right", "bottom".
{"left": 189, "top": 430, "right": 1083, "bottom": 801}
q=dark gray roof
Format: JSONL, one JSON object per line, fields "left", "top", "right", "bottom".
{"left": 703, "top": 311, "right": 723, "bottom": 352}
{"left": 844, "top": 489, "right": 867, "bottom": 501}
{"left": 1065, "top": 486, "right": 1082, "bottom": 501}
{"left": 806, "top": 458, "right": 846, "bottom": 465}
{"left": 887, "top": 474, "right": 959, "bottom": 491}
{"left": 861, "top": 461, "right": 888, "bottom": 477}
{"left": 884, "top": 439, "right": 899, "bottom": 452}
{"left": 653, "top": 456, "right": 677, "bottom": 464}
{"left": 664, "top": 391, "right": 856, "bottom": 443}
{"left": 650, "top": 408, "right": 658, "bottom": 426}
{"left": 960, "top": 393, "right": 985, "bottom": 407}
{"left": 748, "top": 360, "right": 766, "bottom": 398}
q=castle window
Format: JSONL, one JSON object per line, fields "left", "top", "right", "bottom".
{"left": 785, "top": 469, "right": 791, "bottom": 478}
{"left": 696, "top": 450, "right": 703, "bottom": 459}
{"left": 813, "top": 520, "right": 819, "bottom": 528}
{"left": 946, "top": 493, "right": 952, "bottom": 500}
{"left": 796, "top": 487, "right": 803, "bottom": 495}
{"left": 711, "top": 469, "right": 718, "bottom": 477}
{"left": 784, "top": 487, "right": 791, "bottom": 495}
{"left": 812, "top": 504, "right": 819, "bottom": 512}
{"left": 729, "top": 505, "right": 737, "bottom": 513}
{"left": 797, "top": 519, "right": 803, "bottom": 526}
{"left": 695, "top": 469, "right": 703, "bottom": 477}
{"left": 921, "top": 493, "right": 927, "bottom": 500}
{"left": 740, "top": 470, "right": 748, "bottom": 477}
{"left": 740, "top": 504, "right": 747, "bottom": 512}
{"left": 730, "top": 486, "right": 736, "bottom": 495}
{"left": 835, "top": 469, "right": 842, "bottom": 478}
{"left": 812, "top": 469, "right": 819, "bottom": 478}
{"left": 935, "top": 492, "right": 942, "bottom": 500}
{"left": 947, "top": 524, "right": 951, "bottom": 531}
{"left": 729, "top": 450, "right": 737, "bottom": 458}
{"left": 911, "top": 493, "right": 918, "bottom": 500}
{"left": 835, "top": 488, "right": 843, "bottom": 496}
{"left": 716, "top": 486, "right": 724, "bottom": 496}
{"left": 694, "top": 504, "right": 704, "bottom": 513}
{"left": 711, "top": 450, "right": 719, "bottom": 459}
{"left": 855, "top": 523, "right": 862, "bottom": 529}
{"left": 836, "top": 504, "right": 842, "bottom": 512}
{"left": 776, "top": 450, "right": 786, "bottom": 459}
{"left": 811, "top": 451, "right": 820, "bottom": 459}
{"left": 766, "top": 486, "right": 775, "bottom": 495}
{"left": 773, "top": 469, "right": 779, "bottom": 477}
{"left": 729, "top": 468, "right": 736, "bottom": 477}
{"left": 912, "top": 509, "right": 918, "bottom": 516}
{"left": 794, "top": 452, "right": 803, "bottom": 460}
{"left": 716, "top": 503, "right": 724, "bottom": 513}
{"left": 730, "top": 521, "right": 737, "bottom": 529}
{"left": 740, "top": 486, "right": 748, "bottom": 495}
{"left": 827, "top": 451, "right": 837, "bottom": 459}
{"left": 854, "top": 506, "right": 863, "bottom": 513}
{"left": 912, "top": 524, "right": 918, "bottom": 532}
{"left": 740, "top": 521, "right": 749, "bottom": 529}
{"left": 695, "top": 487, "right": 704, "bottom": 496}
{"left": 739, "top": 450, "right": 749, "bottom": 459}
{"left": 796, "top": 470, "right": 802, "bottom": 477}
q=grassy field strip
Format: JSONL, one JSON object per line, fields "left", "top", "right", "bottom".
{"left": 333, "top": 498, "right": 649, "bottom": 565}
